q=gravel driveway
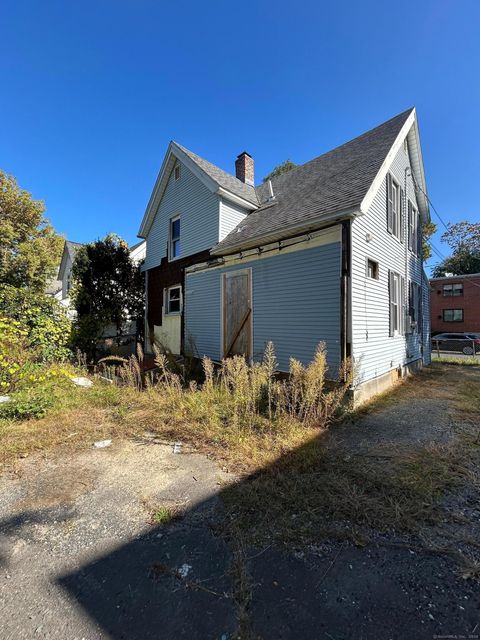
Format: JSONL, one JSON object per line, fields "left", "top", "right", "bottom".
{"left": 1, "top": 365, "right": 479, "bottom": 639}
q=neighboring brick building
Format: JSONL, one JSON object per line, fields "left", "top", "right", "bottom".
{"left": 430, "top": 273, "right": 480, "bottom": 335}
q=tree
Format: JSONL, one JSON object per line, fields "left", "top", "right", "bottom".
{"left": 432, "top": 221, "right": 480, "bottom": 277}
{"left": 421, "top": 221, "right": 437, "bottom": 261}
{"left": 71, "top": 234, "right": 144, "bottom": 358}
{"left": 263, "top": 159, "right": 297, "bottom": 183}
{"left": 0, "top": 170, "right": 63, "bottom": 291}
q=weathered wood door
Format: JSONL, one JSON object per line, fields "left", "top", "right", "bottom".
{"left": 223, "top": 270, "right": 252, "bottom": 358}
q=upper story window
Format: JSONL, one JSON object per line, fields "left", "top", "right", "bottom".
{"left": 169, "top": 216, "right": 180, "bottom": 260}
{"left": 174, "top": 165, "right": 180, "bottom": 181}
{"left": 407, "top": 201, "right": 418, "bottom": 254}
{"left": 386, "top": 173, "right": 402, "bottom": 242}
{"left": 443, "top": 283, "right": 463, "bottom": 296}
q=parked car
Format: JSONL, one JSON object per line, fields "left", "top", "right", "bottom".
{"left": 431, "top": 333, "right": 480, "bottom": 355}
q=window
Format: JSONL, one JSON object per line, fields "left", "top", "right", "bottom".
{"left": 407, "top": 201, "right": 418, "bottom": 254}
{"left": 366, "top": 258, "right": 379, "bottom": 280}
{"left": 408, "top": 281, "right": 421, "bottom": 332}
{"left": 169, "top": 216, "right": 180, "bottom": 259}
{"left": 389, "top": 270, "right": 405, "bottom": 336}
{"left": 387, "top": 174, "right": 403, "bottom": 241}
{"left": 443, "top": 309, "right": 463, "bottom": 322}
{"left": 443, "top": 283, "right": 463, "bottom": 297}
{"left": 174, "top": 165, "right": 180, "bottom": 181}
{"left": 166, "top": 285, "right": 182, "bottom": 314}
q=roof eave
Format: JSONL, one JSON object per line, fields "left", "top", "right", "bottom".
{"left": 210, "top": 207, "right": 358, "bottom": 256}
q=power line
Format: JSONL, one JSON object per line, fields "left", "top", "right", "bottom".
{"left": 411, "top": 173, "right": 449, "bottom": 231}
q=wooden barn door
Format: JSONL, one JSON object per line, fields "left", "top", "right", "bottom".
{"left": 223, "top": 270, "right": 252, "bottom": 358}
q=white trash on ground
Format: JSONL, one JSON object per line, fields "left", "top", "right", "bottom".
{"left": 173, "top": 442, "right": 183, "bottom": 454}
{"left": 71, "top": 377, "right": 93, "bottom": 388}
{"left": 177, "top": 564, "right": 192, "bottom": 578}
{"left": 94, "top": 439, "right": 112, "bottom": 449}
{"left": 0, "top": 396, "right": 11, "bottom": 403}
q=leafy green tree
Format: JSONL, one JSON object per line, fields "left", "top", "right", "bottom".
{"left": 0, "top": 170, "right": 63, "bottom": 291}
{"left": 263, "top": 159, "right": 297, "bottom": 183}
{"left": 71, "top": 234, "right": 144, "bottom": 358}
{"left": 432, "top": 221, "right": 480, "bottom": 277}
{"left": 421, "top": 221, "right": 437, "bottom": 261}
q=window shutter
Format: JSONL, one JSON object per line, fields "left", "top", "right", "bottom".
{"left": 388, "top": 270, "right": 394, "bottom": 337}
{"left": 400, "top": 276, "right": 406, "bottom": 335}
{"left": 399, "top": 188, "right": 405, "bottom": 243}
{"left": 386, "top": 174, "right": 393, "bottom": 234}
{"left": 407, "top": 202, "right": 412, "bottom": 251}
{"left": 417, "top": 215, "right": 422, "bottom": 258}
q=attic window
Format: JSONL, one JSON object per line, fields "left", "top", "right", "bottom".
{"left": 174, "top": 165, "right": 180, "bottom": 181}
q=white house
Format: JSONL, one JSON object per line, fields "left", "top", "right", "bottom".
{"left": 138, "top": 108, "right": 431, "bottom": 403}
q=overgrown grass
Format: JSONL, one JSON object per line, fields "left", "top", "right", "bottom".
{"left": 433, "top": 355, "right": 480, "bottom": 366}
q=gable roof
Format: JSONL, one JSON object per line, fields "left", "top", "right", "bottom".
{"left": 212, "top": 108, "right": 427, "bottom": 255}
{"left": 174, "top": 143, "right": 258, "bottom": 207}
{"left": 138, "top": 141, "right": 259, "bottom": 238}
{"left": 58, "top": 240, "right": 84, "bottom": 280}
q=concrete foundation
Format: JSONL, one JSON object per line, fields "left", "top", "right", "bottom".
{"left": 352, "top": 358, "right": 425, "bottom": 406}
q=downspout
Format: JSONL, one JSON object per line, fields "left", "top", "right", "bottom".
{"left": 341, "top": 220, "right": 352, "bottom": 380}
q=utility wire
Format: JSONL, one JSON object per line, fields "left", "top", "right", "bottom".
{"left": 411, "top": 173, "right": 450, "bottom": 231}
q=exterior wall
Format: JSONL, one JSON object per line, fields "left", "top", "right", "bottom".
{"left": 351, "top": 142, "right": 426, "bottom": 387}
{"left": 185, "top": 229, "right": 342, "bottom": 374}
{"left": 429, "top": 274, "right": 480, "bottom": 334}
{"left": 219, "top": 198, "right": 248, "bottom": 242}
{"left": 422, "top": 272, "right": 432, "bottom": 365}
{"left": 144, "top": 161, "right": 219, "bottom": 270}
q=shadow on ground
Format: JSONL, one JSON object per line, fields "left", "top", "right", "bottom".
{"left": 57, "top": 429, "right": 480, "bottom": 640}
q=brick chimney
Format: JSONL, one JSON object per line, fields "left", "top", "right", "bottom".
{"left": 235, "top": 151, "right": 254, "bottom": 186}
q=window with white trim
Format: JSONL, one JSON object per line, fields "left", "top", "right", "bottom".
{"left": 169, "top": 216, "right": 180, "bottom": 260}
{"left": 408, "top": 281, "right": 421, "bottom": 333}
{"left": 389, "top": 270, "right": 405, "bottom": 336}
{"left": 165, "top": 285, "right": 182, "bottom": 314}
{"left": 174, "top": 165, "right": 180, "bottom": 181}
{"left": 387, "top": 173, "right": 403, "bottom": 241}
{"left": 366, "top": 258, "right": 379, "bottom": 280}
{"left": 407, "top": 201, "right": 418, "bottom": 254}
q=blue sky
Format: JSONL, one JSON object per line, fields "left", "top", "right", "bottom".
{"left": 1, "top": 0, "right": 479, "bottom": 273}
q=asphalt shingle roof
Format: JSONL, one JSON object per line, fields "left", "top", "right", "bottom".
{"left": 174, "top": 142, "right": 259, "bottom": 206}
{"left": 211, "top": 108, "right": 413, "bottom": 254}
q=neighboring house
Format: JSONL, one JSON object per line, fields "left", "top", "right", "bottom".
{"left": 56, "top": 240, "right": 84, "bottom": 318}
{"left": 138, "top": 108, "right": 432, "bottom": 403}
{"left": 430, "top": 273, "right": 480, "bottom": 335}
{"left": 130, "top": 240, "right": 146, "bottom": 264}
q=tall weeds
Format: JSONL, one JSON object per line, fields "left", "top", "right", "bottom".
{"left": 111, "top": 341, "right": 352, "bottom": 434}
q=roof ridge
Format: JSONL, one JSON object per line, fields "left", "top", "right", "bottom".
{"left": 266, "top": 108, "right": 414, "bottom": 187}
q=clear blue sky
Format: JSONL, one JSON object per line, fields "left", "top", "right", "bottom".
{"left": 1, "top": 0, "right": 479, "bottom": 272}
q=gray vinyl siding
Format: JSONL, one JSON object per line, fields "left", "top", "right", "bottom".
{"left": 219, "top": 198, "right": 248, "bottom": 241}
{"left": 351, "top": 142, "right": 425, "bottom": 383}
{"left": 144, "top": 161, "right": 219, "bottom": 270}
{"left": 185, "top": 240, "right": 342, "bottom": 374}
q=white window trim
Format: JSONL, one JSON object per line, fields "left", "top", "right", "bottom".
{"left": 165, "top": 284, "right": 182, "bottom": 316}
{"left": 174, "top": 165, "right": 180, "bottom": 181}
{"left": 408, "top": 200, "right": 418, "bottom": 254}
{"left": 387, "top": 173, "right": 402, "bottom": 242}
{"left": 169, "top": 215, "right": 181, "bottom": 261}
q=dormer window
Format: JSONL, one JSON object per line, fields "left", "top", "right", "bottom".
{"left": 174, "top": 165, "right": 180, "bottom": 181}
{"left": 169, "top": 216, "right": 180, "bottom": 260}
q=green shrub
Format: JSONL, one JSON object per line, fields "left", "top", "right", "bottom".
{"left": 0, "top": 284, "right": 71, "bottom": 362}
{"left": 0, "top": 391, "right": 53, "bottom": 420}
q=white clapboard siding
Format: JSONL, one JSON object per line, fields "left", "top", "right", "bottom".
{"left": 351, "top": 140, "right": 425, "bottom": 383}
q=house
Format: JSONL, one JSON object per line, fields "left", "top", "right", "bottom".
{"left": 129, "top": 240, "right": 147, "bottom": 265}
{"left": 430, "top": 273, "right": 480, "bottom": 335}
{"left": 138, "top": 108, "right": 432, "bottom": 403}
